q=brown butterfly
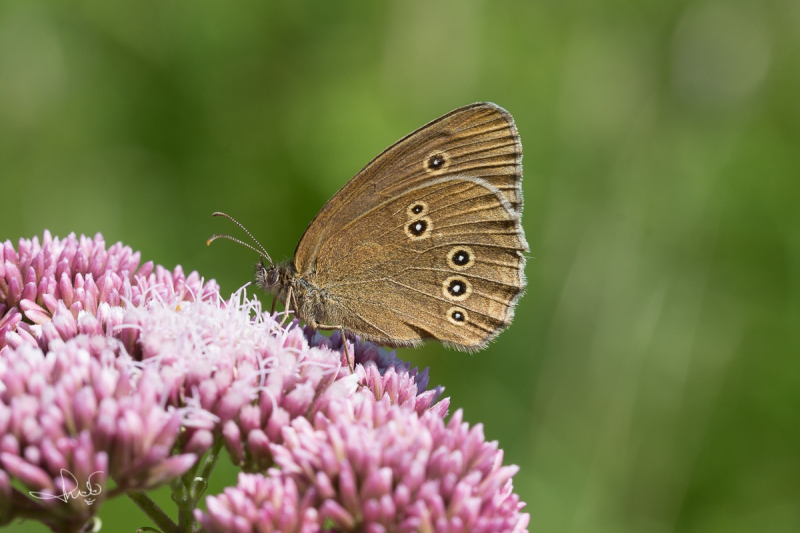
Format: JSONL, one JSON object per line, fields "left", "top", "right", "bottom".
{"left": 210, "top": 102, "right": 528, "bottom": 353}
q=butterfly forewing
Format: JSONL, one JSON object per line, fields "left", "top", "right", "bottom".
{"left": 294, "top": 103, "right": 523, "bottom": 274}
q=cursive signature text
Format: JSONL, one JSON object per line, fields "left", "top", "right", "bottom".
{"left": 29, "top": 469, "right": 103, "bottom": 505}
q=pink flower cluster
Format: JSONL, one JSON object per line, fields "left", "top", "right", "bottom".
{"left": 0, "top": 336, "right": 196, "bottom": 531}
{"left": 0, "top": 231, "right": 217, "bottom": 354}
{"left": 0, "top": 232, "right": 220, "bottom": 531}
{"left": 197, "top": 397, "right": 528, "bottom": 533}
{"left": 0, "top": 232, "right": 529, "bottom": 533}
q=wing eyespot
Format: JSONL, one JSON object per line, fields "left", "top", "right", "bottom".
{"left": 424, "top": 152, "right": 449, "bottom": 173}
{"left": 406, "top": 201, "right": 429, "bottom": 218}
{"left": 404, "top": 216, "right": 432, "bottom": 240}
{"left": 447, "top": 306, "right": 469, "bottom": 325}
{"left": 447, "top": 246, "right": 475, "bottom": 271}
{"left": 442, "top": 275, "right": 472, "bottom": 301}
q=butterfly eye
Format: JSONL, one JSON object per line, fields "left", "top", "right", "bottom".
{"left": 447, "top": 246, "right": 475, "bottom": 271}
{"left": 404, "top": 216, "right": 432, "bottom": 240}
{"left": 406, "top": 201, "right": 429, "bottom": 218}
{"left": 442, "top": 275, "right": 472, "bottom": 301}
{"left": 425, "top": 152, "right": 448, "bottom": 172}
{"left": 447, "top": 306, "right": 469, "bottom": 325}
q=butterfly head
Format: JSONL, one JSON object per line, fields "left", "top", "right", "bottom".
{"left": 255, "top": 257, "right": 284, "bottom": 291}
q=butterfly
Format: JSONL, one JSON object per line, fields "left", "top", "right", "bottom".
{"left": 210, "top": 102, "right": 528, "bottom": 354}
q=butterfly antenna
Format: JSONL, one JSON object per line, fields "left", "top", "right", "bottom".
{"left": 206, "top": 234, "right": 270, "bottom": 259}
{"left": 208, "top": 212, "right": 273, "bottom": 264}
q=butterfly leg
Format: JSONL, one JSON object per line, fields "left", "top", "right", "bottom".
{"left": 314, "top": 324, "right": 354, "bottom": 374}
{"left": 280, "top": 287, "right": 295, "bottom": 326}
{"left": 339, "top": 326, "right": 354, "bottom": 374}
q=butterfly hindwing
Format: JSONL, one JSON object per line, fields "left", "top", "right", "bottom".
{"left": 311, "top": 175, "right": 527, "bottom": 350}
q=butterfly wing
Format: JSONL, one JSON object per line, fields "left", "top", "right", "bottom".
{"left": 294, "top": 103, "right": 527, "bottom": 350}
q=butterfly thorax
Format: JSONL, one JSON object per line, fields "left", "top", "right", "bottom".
{"left": 255, "top": 259, "right": 333, "bottom": 328}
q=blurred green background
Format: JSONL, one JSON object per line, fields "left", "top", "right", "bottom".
{"left": 1, "top": 0, "right": 799, "bottom": 531}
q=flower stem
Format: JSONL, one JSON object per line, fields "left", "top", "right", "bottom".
{"left": 127, "top": 490, "right": 178, "bottom": 533}
{"left": 174, "top": 437, "right": 224, "bottom": 533}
